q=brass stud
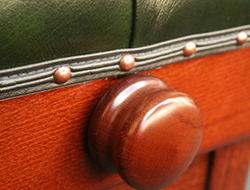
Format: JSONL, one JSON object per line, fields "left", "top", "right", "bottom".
{"left": 120, "top": 54, "right": 135, "bottom": 71}
{"left": 183, "top": 41, "right": 196, "bottom": 57}
{"left": 237, "top": 31, "right": 248, "bottom": 45}
{"left": 54, "top": 66, "right": 71, "bottom": 84}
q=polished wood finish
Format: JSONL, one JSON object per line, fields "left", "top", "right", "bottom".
{"left": 88, "top": 74, "right": 203, "bottom": 190}
{"left": 109, "top": 154, "right": 210, "bottom": 190}
{"left": 209, "top": 139, "right": 250, "bottom": 190}
{"left": 1, "top": 47, "right": 250, "bottom": 188}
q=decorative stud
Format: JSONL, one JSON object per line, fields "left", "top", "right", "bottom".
{"left": 237, "top": 31, "right": 248, "bottom": 45}
{"left": 54, "top": 66, "right": 71, "bottom": 84}
{"left": 119, "top": 54, "right": 135, "bottom": 71}
{"left": 183, "top": 41, "right": 196, "bottom": 57}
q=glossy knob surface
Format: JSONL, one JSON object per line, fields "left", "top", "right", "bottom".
{"left": 88, "top": 74, "right": 203, "bottom": 190}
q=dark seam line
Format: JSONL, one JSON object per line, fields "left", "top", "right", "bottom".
{"left": 205, "top": 151, "right": 215, "bottom": 190}
{"left": 129, "top": 0, "right": 137, "bottom": 48}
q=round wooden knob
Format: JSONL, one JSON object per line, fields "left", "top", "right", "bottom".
{"left": 88, "top": 74, "right": 203, "bottom": 190}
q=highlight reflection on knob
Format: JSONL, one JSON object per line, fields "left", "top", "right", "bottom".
{"left": 88, "top": 74, "right": 203, "bottom": 190}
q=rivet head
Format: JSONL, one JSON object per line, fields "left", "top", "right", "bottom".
{"left": 237, "top": 31, "right": 248, "bottom": 45}
{"left": 184, "top": 41, "right": 196, "bottom": 57}
{"left": 120, "top": 54, "right": 135, "bottom": 71}
{"left": 54, "top": 66, "right": 71, "bottom": 84}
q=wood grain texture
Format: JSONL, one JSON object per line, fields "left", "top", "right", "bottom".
{"left": 209, "top": 139, "right": 250, "bottom": 190}
{"left": 88, "top": 74, "right": 203, "bottom": 189}
{"left": 108, "top": 154, "right": 210, "bottom": 190}
{"left": 1, "top": 47, "right": 250, "bottom": 189}
{"left": 0, "top": 80, "right": 123, "bottom": 189}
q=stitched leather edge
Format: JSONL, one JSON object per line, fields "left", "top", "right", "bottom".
{"left": 1, "top": 25, "right": 250, "bottom": 100}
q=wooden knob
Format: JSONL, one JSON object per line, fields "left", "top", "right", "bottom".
{"left": 88, "top": 74, "right": 203, "bottom": 190}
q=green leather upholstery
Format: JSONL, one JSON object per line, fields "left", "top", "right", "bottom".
{"left": 0, "top": 0, "right": 132, "bottom": 69}
{"left": 132, "top": 0, "right": 250, "bottom": 47}
{"left": 1, "top": 0, "right": 250, "bottom": 70}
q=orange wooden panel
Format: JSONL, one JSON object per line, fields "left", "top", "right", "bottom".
{"left": 109, "top": 154, "right": 210, "bottom": 190}
{"left": 1, "top": 47, "right": 250, "bottom": 189}
{"left": 209, "top": 139, "right": 250, "bottom": 190}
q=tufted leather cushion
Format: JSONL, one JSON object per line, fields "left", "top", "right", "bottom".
{"left": 1, "top": 0, "right": 250, "bottom": 70}
{"left": 132, "top": 0, "right": 250, "bottom": 47}
{"left": 0, "top": 0, "right": 132, "bottom": 69}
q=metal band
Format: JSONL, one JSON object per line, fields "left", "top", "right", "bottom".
{"left": 1, "top": 25, "right": 250, "bottom": 100}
